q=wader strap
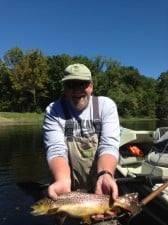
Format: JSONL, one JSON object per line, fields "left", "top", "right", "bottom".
{"left": 92, "top": 96, "right": 101, "bottom": 137}
{"left": 60, "top": 98, "right": 74, "bottom": 137}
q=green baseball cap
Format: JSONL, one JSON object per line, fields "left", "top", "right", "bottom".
{"left": 62, "top": 63, "right": 92, "bottom": 82}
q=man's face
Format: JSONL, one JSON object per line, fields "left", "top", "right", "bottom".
{"left": 64, "top": 80, "right": 93, "bottom": 111}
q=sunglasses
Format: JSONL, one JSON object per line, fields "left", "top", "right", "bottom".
{"left": 64, "top": 81, "right": 91, "bottom": 89}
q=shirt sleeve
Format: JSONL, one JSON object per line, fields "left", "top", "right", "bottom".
{"left": 43, "top": 101, "right": 68, "bottom": 163}
{"left": 98, "top": 97, "right": 120, "bottom": 161}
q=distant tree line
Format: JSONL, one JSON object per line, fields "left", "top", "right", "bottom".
{"left": 0, "top": 47, "right": 167, "bottom": 119}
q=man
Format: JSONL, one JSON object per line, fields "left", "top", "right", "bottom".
{"left": 43, "top": 63, "right": 120, "bottom": 219}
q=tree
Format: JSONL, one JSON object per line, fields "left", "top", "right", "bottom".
{"left": 156, "top": 71, "right": 168, "bottom": 119}
{"left": 0, "top": 60, "right": 13, "bottom": 110}
{"left": 47, "top": 54, "right": 73, "bottom": 101}
{"left": 0, "top": 47, "right": 164, "bottom": 117}
{"left": 10, "top": 49, "right": 49, "bottom": 112}
{"left": 137, "top": 77, "right": 157, "bottom": 118}
{"left": 3, "top": 47, "right": 24, "bottom": 68}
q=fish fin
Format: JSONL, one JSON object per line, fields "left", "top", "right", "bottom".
{"left": 48, "top": 208, "right": 59, "bottom": 215}
{"left": 82, "top": 215, "right": 92, "bottom": 225}
{"left": 51, "top": 214, "right": 67, "bottom": 225}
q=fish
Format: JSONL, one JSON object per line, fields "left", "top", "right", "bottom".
{"left": 31, "top": 191, "right": 140, "bottom": 224}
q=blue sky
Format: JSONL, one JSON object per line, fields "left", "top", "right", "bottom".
{"left": 1, "top": 0, "right": 168, "bottom": 79}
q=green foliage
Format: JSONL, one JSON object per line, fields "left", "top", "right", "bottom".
{"left": 156, "top": 71, "right": 168, "bottom": 119}
{"left": 3, "top": 47, "right": 24, "bottom": 68}
{"left": 0, "top": 47, "right": 167, "bottom": 118}
{"left": 46, "top": 54, "right": 73, "bottom": 102}
{"left": 0, "top": 60, "right": 13, "bottom": 110}
{"left": 9, "top": 49, "right": 49, "bottom": 111}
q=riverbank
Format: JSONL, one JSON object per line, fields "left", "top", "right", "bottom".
{"left": 0, "top": 112, "right": 44, "bottom": 124}
{"left": 0, "top": 112, "right": 157, "bottom": 125}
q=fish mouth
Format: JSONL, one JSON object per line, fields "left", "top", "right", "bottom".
{"left": 30, "top": 206, "right": 46, "bottom": 216}
{"left": 31, "top": 209, "right": 46, "bottom": 216}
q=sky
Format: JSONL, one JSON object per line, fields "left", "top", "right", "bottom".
{"left": 1, "top": 0, "right": 168, "bottom": 79}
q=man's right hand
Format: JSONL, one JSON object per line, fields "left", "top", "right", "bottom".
{"left": 48, "top": 180, "right": 71, "bottom": 200}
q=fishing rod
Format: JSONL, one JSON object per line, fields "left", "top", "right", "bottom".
{"left": 116, "top": 181, "right": 168, "bottom": 225}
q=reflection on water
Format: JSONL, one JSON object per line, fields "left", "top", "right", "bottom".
{"left": 0, "top": 124, "right": 51, "bottom": 225}
{"left": 0, "top": 125, "right": 49, "bottom": 183}
{"left": 121, "top": 119, "right": 168, "bottom": 131}
{"left": 0, "top": 120, "right": 168, "bottom": 225}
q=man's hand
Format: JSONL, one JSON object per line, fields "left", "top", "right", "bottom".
{"left": 95, "top": 173, "right": 118, "bottom": 198}
{"left": 48, "top": 180, "right": 71, "bottom": 200}
{"left": 92, "top": 173, "right": 118, "bottom": 219}
{"left": 48, "top": 157, "right": 71, "bottom": 200}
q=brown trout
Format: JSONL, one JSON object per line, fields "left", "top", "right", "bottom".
{"left": 31, "top": 191, "right": 140, "bottom": 224}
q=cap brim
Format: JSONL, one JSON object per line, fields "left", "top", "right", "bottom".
{"left": 61, "top": 75, "right": 91, "bottom": 82}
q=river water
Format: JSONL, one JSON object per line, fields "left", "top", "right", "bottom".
{"left": 0, "top": 120, "right": 168, "bottom": 225}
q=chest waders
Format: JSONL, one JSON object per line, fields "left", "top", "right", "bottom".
{"left": 60, "top": 96, "right": 101, "bottom": 192}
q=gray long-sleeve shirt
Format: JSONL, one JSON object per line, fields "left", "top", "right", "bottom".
{"left": 43, "top": 96, "right": 120, "bottom": 163}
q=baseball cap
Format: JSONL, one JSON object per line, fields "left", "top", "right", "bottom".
{"left": 61, "top": 63, "right": 92, "bottom": 82}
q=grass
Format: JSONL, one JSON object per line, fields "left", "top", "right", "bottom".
{"left": 0, "top": 112, "right": 44, "bottom": 123}
{"left": 0, "top": 112, "right": 157, "bottom": 124}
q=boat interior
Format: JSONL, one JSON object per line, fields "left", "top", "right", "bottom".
{"left": 118, "top": 127, "right": 168, "bottom": 201}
